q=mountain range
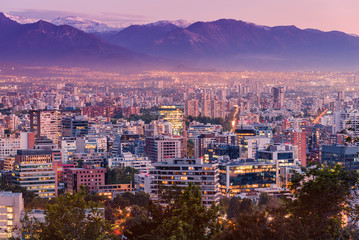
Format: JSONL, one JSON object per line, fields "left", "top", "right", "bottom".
{"left": 0, "top": 13, "right": 167, "bottom": 71}
{"left": 1, "top": 12, "right": 359, "bottom": 71}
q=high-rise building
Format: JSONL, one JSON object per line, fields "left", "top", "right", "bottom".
{"left": 157, "top": 106, "right": 185, "bottom": 136}
{"left": 291, "top": 131, "right": 307, "bottom": 166}
{"left": 271, "top": 87, "right": 285, "bottom": 110}
{"left": 144, "top": 136, "right": 181, "bottom": 162}
{"left": 149, "top": 158, "right": 219, "bottom": 207}
{"left": 185, "top": 99, "right": 199, "bottom": 117}
{"left": 200, "top": 93, "right": 211, "bottom": 118}
{"left": 210, "top": 100, "right": 225, "bottom": 119}
{"left": 30, "top": 109, "right": 81, "bottom": 146}
{"left": 12, "top": 149, "right": 57, "bottom": 199}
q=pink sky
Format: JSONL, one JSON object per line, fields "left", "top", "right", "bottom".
{"left": 2, "top": 0, "right": 359, "bottom": 34}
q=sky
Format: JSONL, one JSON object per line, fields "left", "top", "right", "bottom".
{"left": 1, "top": 0, "right": 359, "bottom": 34}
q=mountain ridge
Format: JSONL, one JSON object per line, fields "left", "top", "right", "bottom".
{"left": 0, "top": 13, "right": 167, "bottom": 72}
{"left": 2, "top": 12, "right": 359, "bottom": 71}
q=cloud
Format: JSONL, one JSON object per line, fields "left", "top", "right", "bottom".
{"left": 97, "top": 11, "right": 153, "bottom": 24}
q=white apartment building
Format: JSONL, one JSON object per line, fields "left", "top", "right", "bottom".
{"left": 0, "top": 137, "right": 20, "bottom": 161}
{"left": 108, "top": 152, "right": 152, "bottom": 173}
{"left": 144, "top": 136, "right": 181, "bottom": 162}
{"left": 60, "top": 137, "right": 77, "bottom": 162}
{"left": 239, "top": 136, "right": 271, "bottom": 159}
{"left": 333, "top": 109, "right": 359, "bottom": 135}
{"left": 150, "top": 158, "right": 220, "bottom": 207}
{"left": 134, "top": 173, "right": 152, "bottom": 194}
{"left": 0, "top": 192, "right": 24, "bottom": 239}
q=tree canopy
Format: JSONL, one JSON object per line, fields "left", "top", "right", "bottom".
{"left": 220, "top": 165, "right": 359, "bottom": 240}
{"left": 21, "top": 189, "right": 113, "bottom": 240}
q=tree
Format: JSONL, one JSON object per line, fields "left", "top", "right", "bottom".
{"left": 220, "top": 210, "right": 270, "bottom": 240}
{"left": 226, "top": 197, "right": 254, "bottom": 219}
{"left": 152, "top": 184, "right": 221, "bottom": 240}
{"left": 123, "top": 184, "right": 222, "bottom": 240}
{"left": 219, "top": 165, "right": 359, "bottom": 240}
{"left": 127, "top": 113, "right": 158, "bottom": 124}
{"left": 187, "top": 139, "right": 195, "bottom": 157}
{"left": 280, "top": 164, "right": 359, "bottom": 240}
{"left": 22, "top": 189, "right": 114, "bottom": 240}
{"left": 106, "top": 166, "right": 139, "bottom": 185}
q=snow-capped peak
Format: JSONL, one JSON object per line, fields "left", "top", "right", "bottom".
{"left": 147, "top": 20, "right": 194, "bottom": 28}
{"left": 3, "top": 13, "right": 39, "bottom": 24}
{"left": 51, "top": 16, "right": 125, "bottom": 33}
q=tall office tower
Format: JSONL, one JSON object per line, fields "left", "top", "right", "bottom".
{"left": 12, "top": 149, "right": 57, "bottom": 199}
{"left": 337, "top": 91, "right": 345, "bottom": 111}
{"left": 338, "top": 91, "right": 345, "bottom": 101}
{"left": 295, "top": 97, "right": 302, "bottom": 112}
{"left": 150, "top": 158, "right": 219, "bottom": 207}
{"left": 210, "top": 100, "right": 225, "bottom": 119}
{"left": 218, "top": 89, "right": 226, "bottom": 101}
{"left": 291, "top": 131, "right": 307, "bottom": 167}
{"left": 185, "top": 99, "right": 199, "bottom": 117}
{"left": 157, "top": 106, "right": 185, "bottom": 136}
{"left": 144, "top": 136, "right": 181, "bottom": 162}
{"left": 30, "top": 109, "right": 81, "bottom": 146}
{"left": 200, "top": 93, "right": 211, "bottom": 117}
{"left": 271, "top": 87, "right": 285, "bottom": 110}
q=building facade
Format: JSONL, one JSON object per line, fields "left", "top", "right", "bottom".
{"left": 66, "top": 165, "right": 106, "bottom": 194}
{"left": 149, "top": 158, "right": 219, "bottom": 207}
{"left": 12, "top": 149, "right": 57, "bottom": 199}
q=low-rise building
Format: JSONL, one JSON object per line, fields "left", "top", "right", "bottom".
{"left": 66, "top": 165, "right": 106, "bottom": 194}
{"left": 95, "top": 184, "right": 132, "bottom": 199}
{"left": 219, "top": 160, "right": 276, "bottom": 197}
{"left": 108, "top": 152, "right": 152, "bottom": 173}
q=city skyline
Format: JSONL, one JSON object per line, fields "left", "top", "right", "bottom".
{"left": 1, "top": 0, "right": 359, "bottom": 34}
